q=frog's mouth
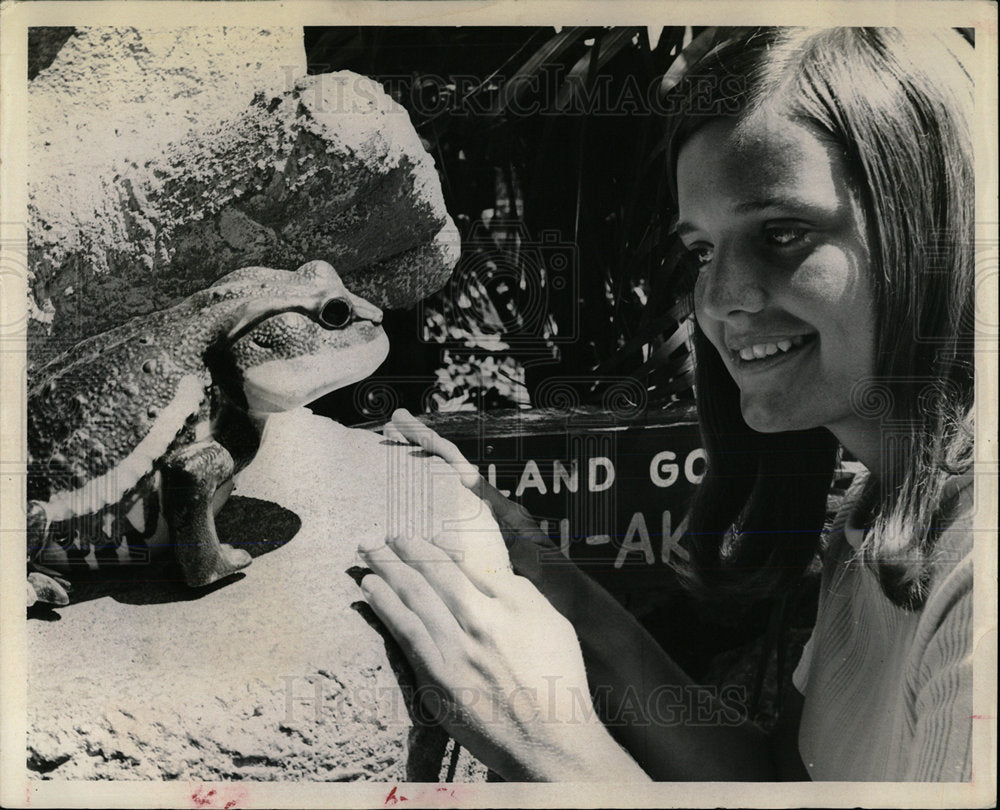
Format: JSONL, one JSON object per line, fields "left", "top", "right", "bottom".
{"left": 241, "top": 331, "right": 390, "bottom": 414}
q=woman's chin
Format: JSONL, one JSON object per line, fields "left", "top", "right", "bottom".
{"left": 740, "top": 402, "right": 808, "bottom": 434}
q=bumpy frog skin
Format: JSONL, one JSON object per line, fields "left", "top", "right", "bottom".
{"left": 27, "top": 260, "right": 389, "bottom": 607}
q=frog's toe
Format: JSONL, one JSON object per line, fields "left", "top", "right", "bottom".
{"left": 27, "top": 572, "right": 70, "bottom": 607}
{"left": 221, "top": 544, "right": 252, "bottom": 572}
{"left": 184, "top": 545, "right": 252, "bottom": 588}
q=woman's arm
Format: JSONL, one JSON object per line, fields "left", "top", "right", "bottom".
{"left": 367, "top": 410, "right": 808, "bottom": 781}
{"left": 484, "top": 482, "right": 804, "bottom": 780}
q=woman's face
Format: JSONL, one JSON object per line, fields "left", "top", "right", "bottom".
{"left": 677, "top": 111, "right": 879, "bottom": 449}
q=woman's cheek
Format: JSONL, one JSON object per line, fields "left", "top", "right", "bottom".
{"left": 693, "top": 274, "right": 709, "bottom": 328}
{"left": 693, "top": 280, "right": 726, "bottom": 360}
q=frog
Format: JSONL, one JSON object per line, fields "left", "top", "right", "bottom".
{"left": 26, "top": 259, "right": 390, "bottom": 607}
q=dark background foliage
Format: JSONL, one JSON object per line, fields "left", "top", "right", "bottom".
{"left": 306, "top": 26, "right": 707, "bottom": 423}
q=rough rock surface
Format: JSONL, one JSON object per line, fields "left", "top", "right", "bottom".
{"left": 28, "top": 27, "right": 459, "bottom": 365}
{"left": 27, "top": 409, "right": 491, "bottom": 782}
{"left": 29, "top": 27, "right": 306, "bottom": 164}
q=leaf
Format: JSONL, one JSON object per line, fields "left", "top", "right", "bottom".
{"left": 658, "top": 365, "right": 696, "bottom": 398}
{"left": 633, "top": 318, "right": 694, "bottom": 377}
{"left": 593, "top": 300, "right": 692, "bottom": 375}
{"left": 651, "top": 27, "right": 687, "bottom": 68}
{"left": 658, "top": 26, "right": 719, "bottom": 98}
{"left": 494, "top": 27, "right": 591, "bottom": 118}
{"left": 554, "top": 27, "right": 643, "bottom": 113}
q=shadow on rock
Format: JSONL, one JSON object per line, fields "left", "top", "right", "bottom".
{"left": 32, "top": 497, "right": 301, "bottom": 611}
{"left": 348, "top": 597, "right": 456, "bottom": 781}
{"left": 215, "top": 495, "right": 302, "bottom": 559}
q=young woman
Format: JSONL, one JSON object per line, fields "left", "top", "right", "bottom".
{"left": 357, "top": 27, "right": 977, "bottom": 781}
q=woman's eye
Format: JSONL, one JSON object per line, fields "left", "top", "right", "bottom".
{"left": 686, "top": 245, "right": 714, "bottom": 268}
{"left": 765, "top": 225, "right": 809, "bottom": 247}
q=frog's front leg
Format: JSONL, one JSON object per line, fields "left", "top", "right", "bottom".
{"left": 161, "top": 441, "right": 252, "bottom": 588}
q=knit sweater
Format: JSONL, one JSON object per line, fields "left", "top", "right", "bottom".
{"left": 792, "top": 473, "right": 974, "bottom": 781}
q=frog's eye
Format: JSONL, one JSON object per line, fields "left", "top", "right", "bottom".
{"left": 319, "top": 297, "right": 353, "bottom": 329}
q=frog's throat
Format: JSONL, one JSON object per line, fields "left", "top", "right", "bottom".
{"left": 39, "top": 374, "right": 206, "bottom": 524}
{"left": 241, "top": 330, "right": 390, "bottom": 413}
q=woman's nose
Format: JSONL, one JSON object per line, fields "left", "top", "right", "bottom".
{"left": 695, "top": 245, "right": 767, "bottom": 322}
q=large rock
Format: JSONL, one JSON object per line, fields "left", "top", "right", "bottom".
{"left": 28, "top": 27, "right": 459, "bottom": 364}
{"left": 29, "top": 27, "right": 307, "bottom": 164}
{"left": 27, "top": 410, "right": 491, "bottom": 781}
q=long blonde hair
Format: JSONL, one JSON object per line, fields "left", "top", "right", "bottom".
{"left": 671, "top": 28, "right": 975, "bottom": 608}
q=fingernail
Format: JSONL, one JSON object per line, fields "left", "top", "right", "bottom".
{"left": 357, "top": 537, "right": 381, "bottom": 555}
{"left": 382, "top": 425, "right": 405, "bottom": 444}
{"left": 459, "top": 468, "right": 482, "bottom": 489}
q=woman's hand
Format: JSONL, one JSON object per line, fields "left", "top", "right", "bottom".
{"left": 358, "top": 532, "right": 644, "bottom": 781}
{"left": 360, "top": 410, "right": 647, "bottom": 781}
{"left": 376, "top": 410, "right": 778, "bottom": 781}
{"left": 382, "top": 409, "right": 580, "bottom": 623}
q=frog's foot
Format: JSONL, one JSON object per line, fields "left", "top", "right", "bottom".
{"left": 27, "top": 571, "right": 70, "bottom": 607}
{"left": 162, "top": 441, "right": 252, "bottom": 589}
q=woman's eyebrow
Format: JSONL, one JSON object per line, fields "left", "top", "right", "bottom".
{"left": 733, "top": 196, "right": 802, "bottom": 214}
{"left": 675, "top": 195, "right": 837, "bottom": 238}
{"left": 675, "top": 220, "right": 699, "bottom": 238}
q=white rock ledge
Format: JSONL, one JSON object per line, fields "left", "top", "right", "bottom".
{"left": 28, "top": 409, "right": 493, "bottom": 782}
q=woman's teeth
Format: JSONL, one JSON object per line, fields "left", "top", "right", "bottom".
{"left": 738, "top": 335, "right": 806, "bottom": 362}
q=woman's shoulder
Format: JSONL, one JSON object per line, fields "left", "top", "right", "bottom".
{"left": 830, "top": 469, "right": 975, "bottom": 556}
{"left": 927, "top": 473, "right": 975, "bottom": 598}
{"left": 825, "top": 467, "right": 871, "bottom": 552}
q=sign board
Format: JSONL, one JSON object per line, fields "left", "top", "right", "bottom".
{"left": 415, "top": 405, "right": 704, "bottom": 599}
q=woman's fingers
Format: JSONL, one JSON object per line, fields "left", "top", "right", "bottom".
{"left": 359, "top": 540, "right": 464, "bottom": 643}
{"left": 358, "top": 573, "right": 444, "bottom": 672}
{"left": 386, "top": 407, "right": 558, "bottom": 589}
{"left": 427, "top": 532, "right": 513, "bottom": 596}
{"left": 387, "top": 409, "right": 548, "bottom": 555}
{"left": 390, "top": 408, "right": 482, "bottom": 489}
{"left": 478, "top": 481, "right": 547, "bottom": 537}
{"left": 389, "top": 534, "right": 498, "bottom": 621}
{"left": 380, "top": 421, "right": 407, "bottom": 444}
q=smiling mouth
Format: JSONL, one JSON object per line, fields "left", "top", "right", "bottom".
{"left": 730, "top": 334, "right": 816, "bottom": 369}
